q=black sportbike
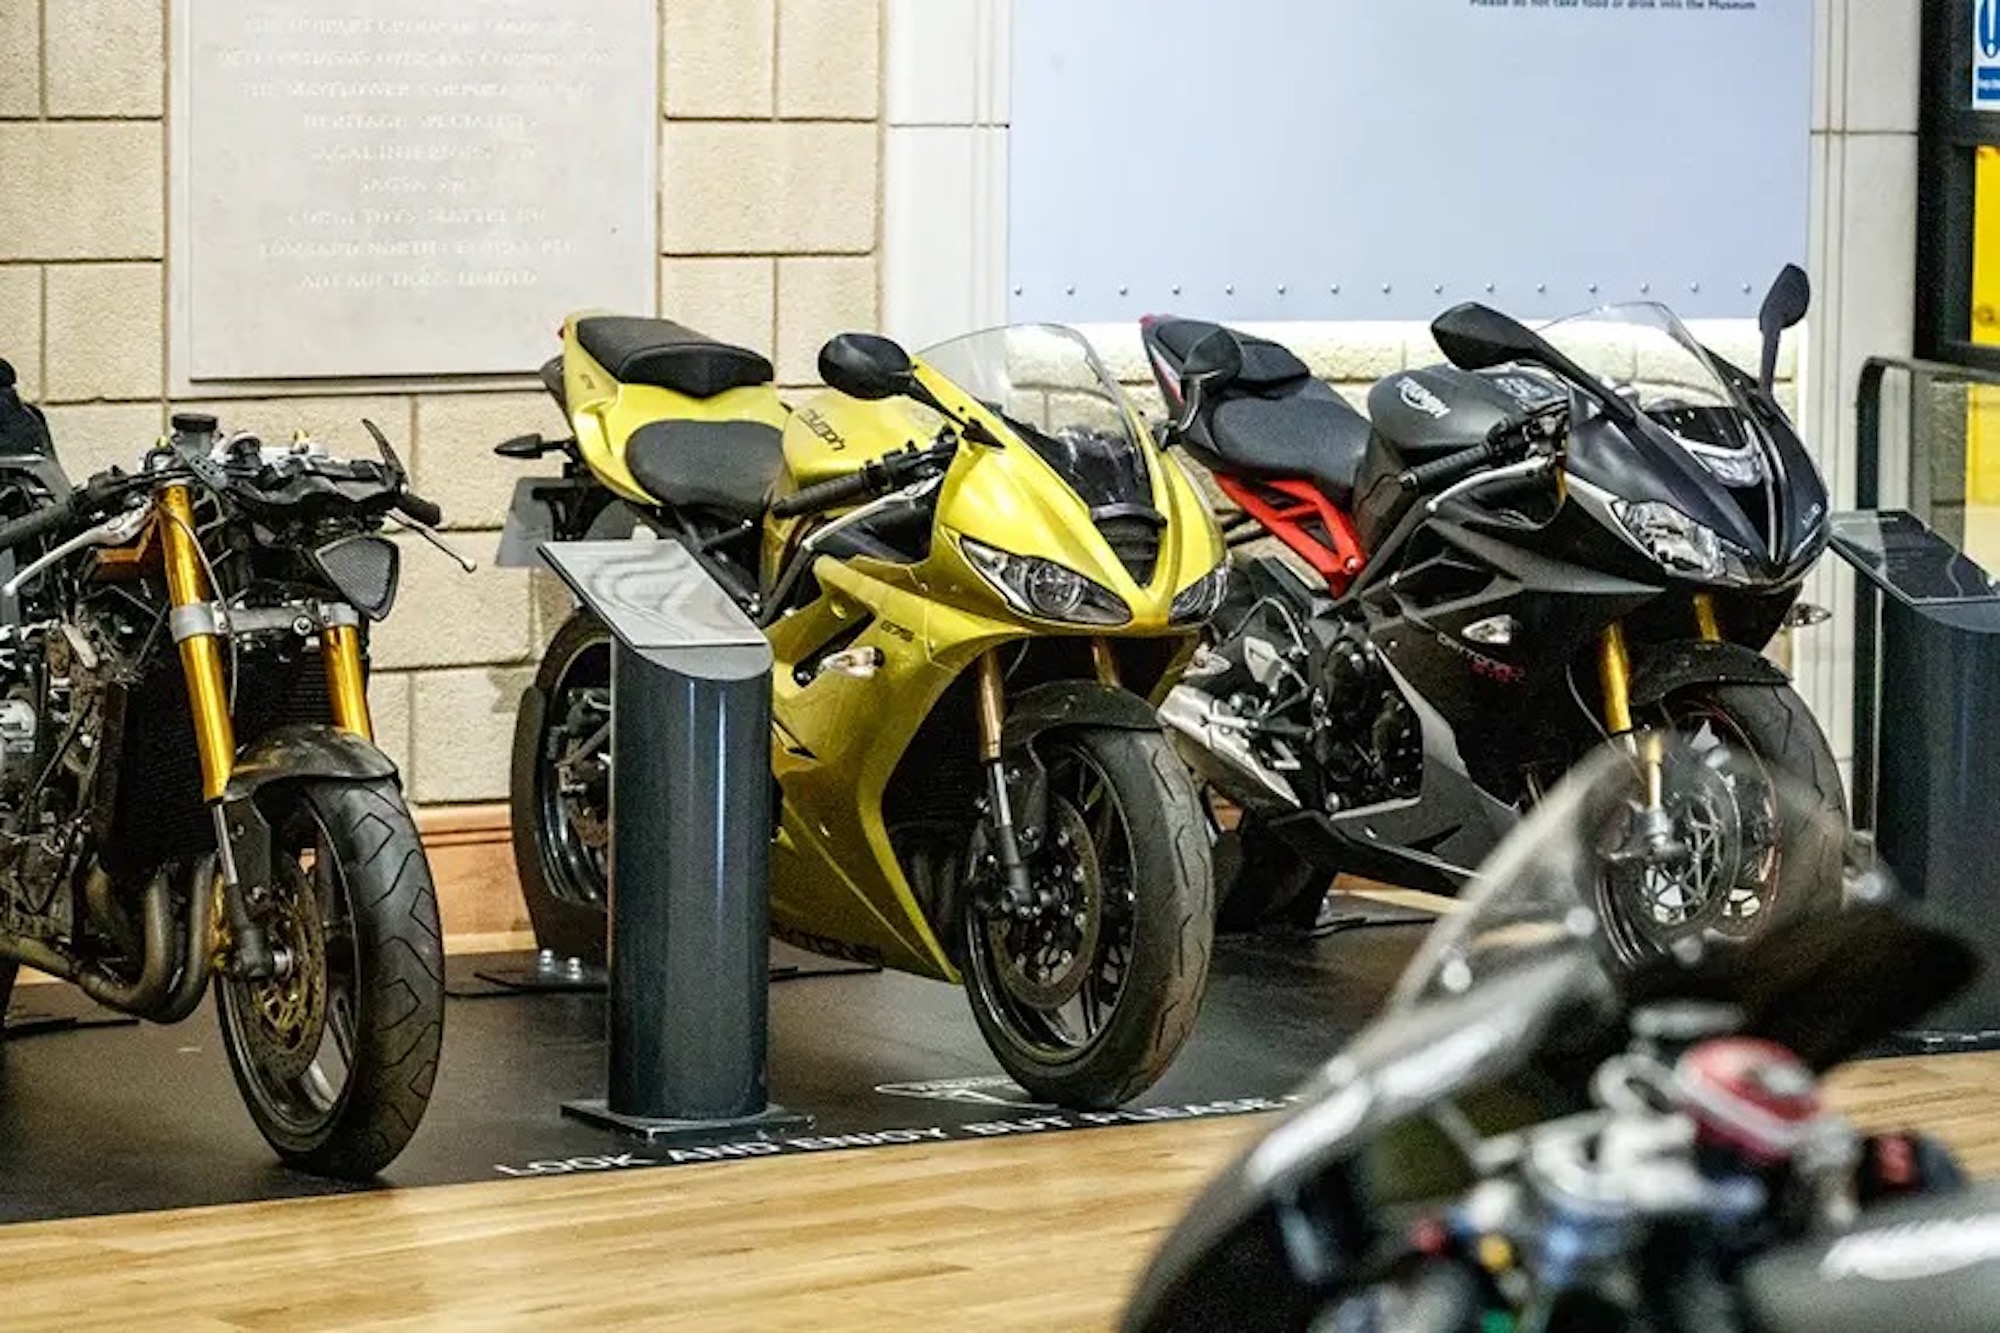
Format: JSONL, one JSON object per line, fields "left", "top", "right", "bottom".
{"left": 1141, "top": 268, "right": 1843, "bottom": 961}
{"left": 0, "top": 374, "right": 449, "bottom": 1179}
{"left": 1124, "top": 740, "right": 1994, "bottom": 1333}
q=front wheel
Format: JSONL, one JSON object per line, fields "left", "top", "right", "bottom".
{"left": 963, "top": 727, "right": 1215, "bottom": 1108}
{"left": 1594, "top": 682, "right": 1846, "bottom": 966}
{"left": 217, "top": 777, "right": 445, "bottom": 1179}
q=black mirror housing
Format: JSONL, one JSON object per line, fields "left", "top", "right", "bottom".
{"left": 819, "top": 333, "right": 914, "bottom": 402}
{"left": 1759, "top": 264, "right": 1812, "bottom": 337}
{"left": 1431, "top": 303, "right": 1546, "bottom": 372}
{"left": 1756, "top": 265, "right": 1811, "bottom": 394}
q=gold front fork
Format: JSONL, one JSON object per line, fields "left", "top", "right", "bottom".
{"left": 159, "top": 485, "right": 235, "bottom": 802}
{"left": 1600, "top": 619, "right": 1667, "bottom": 812}
{"left": 1597, "top": 621, "right": 1635, "bottom": 737}
{"left": 321, "top": 623, "right": 373, "bottom": 740}
{"left": 1692, "top": 593, "right": 1723, "bottom": 643}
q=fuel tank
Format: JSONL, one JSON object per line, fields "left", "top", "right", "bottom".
{"left": 1366, "top": 365, "right": 1563, "bottom": 465}
{"left": 776, "top": 390, "right": 938, "bottom": 493}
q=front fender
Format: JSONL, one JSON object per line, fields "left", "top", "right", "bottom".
{"left": 224, "top": 724, "right": 398, "bottom": 802}
{"left": 1001, "top": 680, "right": 1162, "bottom": 754}
{"left": 1628, "top": 639, "right": 1788, "bottom": 711}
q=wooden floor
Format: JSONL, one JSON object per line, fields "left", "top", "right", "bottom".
{"left": 0, "top": 1053, "right": 1994, "bottom": 1331}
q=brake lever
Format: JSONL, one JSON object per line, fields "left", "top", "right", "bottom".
{"left": 3, "top": 499, "right": 156, "bottom": 597}
{"left": 1425, "top": 456, "right": 1556, "bottom": 516}
{"left": 386, "top": 512, "right": 478, "bottom": 574}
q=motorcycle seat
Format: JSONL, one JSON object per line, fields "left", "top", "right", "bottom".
{"left": 623, "top": 419, "right": 785, "bottom": 518}
{"left": 575, "top": 316, "right": 774, "bottom": 400}
{"left": 1149, "top": 318, "right": 1372, "bottom": 506}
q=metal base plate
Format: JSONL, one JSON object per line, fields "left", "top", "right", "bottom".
{"left": 560, "top": 1099, "right": 812, "bottom": 1146}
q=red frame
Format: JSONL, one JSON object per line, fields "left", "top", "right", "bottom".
{"left": 1216, "top": 475, "right": 1368, "bottom": 597}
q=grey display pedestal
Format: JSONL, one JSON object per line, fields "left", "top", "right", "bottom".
{"left": 1832, "top": 510, "right": 2000, "bottom": 1048}
{"left": 540, "top": 540, "right": 807, "bottom": 1142}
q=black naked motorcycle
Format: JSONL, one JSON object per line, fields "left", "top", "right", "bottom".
{"left": 0, "top": 369, "right": 450, "bottom": 1179}
{"left": 1141, "top": 268, "right": 1844, "bottom": 961}
{"left": 1125, "top": 740, "right": 1997, "bottom": 1333}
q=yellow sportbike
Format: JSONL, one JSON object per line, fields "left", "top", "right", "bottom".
{"left": 497, "top": 315, "right": 1226, "bottom": 1105}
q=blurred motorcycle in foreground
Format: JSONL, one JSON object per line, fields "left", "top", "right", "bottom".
{"left": 1124, "top": 736, "right": 1996, "bottom": 1333}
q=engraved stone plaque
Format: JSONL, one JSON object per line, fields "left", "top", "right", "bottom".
{"left": 173, "top": 1, "right": 657, "bottom": 380}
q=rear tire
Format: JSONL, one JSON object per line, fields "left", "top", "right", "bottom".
{"left": 217, "top": 777, "right": 444, "bottom": 1179}
{"left": 963, "top": 727, "right": 1214, "bottom": 1107}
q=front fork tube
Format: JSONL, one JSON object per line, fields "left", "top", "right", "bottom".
{"left": 977, "top": 650, "right": 1036, "bottom": 915}
{"left": 159, "top": 485, "right": 276, "bottom": 978}
{"left": 1598, "top": 619, "right": 1681, "bottom": 856}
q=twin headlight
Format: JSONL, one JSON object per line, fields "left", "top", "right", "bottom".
{"left": 959, "top": 536, "right": 1228, "bottom": 627}
{"left": 1613, "top": 500, "right": 1753, "bottom": 586}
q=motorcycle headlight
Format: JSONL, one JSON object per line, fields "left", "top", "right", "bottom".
{"left": 1613, "top": 500, "right": 1752, "bottom": 585}
{"left": 960, "top": 537, "right": 1131, "bottom": 626}
{"left": 1170, "top": 564, "right": 1230, "bottom": 625}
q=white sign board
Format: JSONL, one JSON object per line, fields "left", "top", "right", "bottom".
{"left": 173, "top": 1, "right": 657, "bottom": 381}
{"left": 1976, "top": 0, "right": 2000, "bottom": 110}
{"left": 1010, "top": 0, "right": 1812, "bottom": 324}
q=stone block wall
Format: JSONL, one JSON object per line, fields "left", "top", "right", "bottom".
{"left": 0, "top": 0, "right": 883, "bottom": 808}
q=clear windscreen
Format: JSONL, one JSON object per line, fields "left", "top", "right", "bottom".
{"left": 1539, "top": 302, "right": 1771, "bottom": 486}
{"left": 920, "top": 324, "right": 1152, "bottom": 511}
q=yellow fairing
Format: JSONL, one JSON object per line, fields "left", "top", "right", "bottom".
{"left": 761, "top": 357, "right": 1221, "bottom": 980}
{"left": 559, "top": 314, "right": 785, "bottom": 505}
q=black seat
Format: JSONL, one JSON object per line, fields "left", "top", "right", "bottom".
{"left": 575, "top": 316, "right": 773, "bottom": 399}
{"left": 623, "top": 419, "right": 785, "bottom": 518}
{"left": 1152, "top": 318, "right": 1373, "bottom": 505}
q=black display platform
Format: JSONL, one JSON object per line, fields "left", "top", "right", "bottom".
{"left": 0, "top": 925, "right": 1426, "bottom": 1225}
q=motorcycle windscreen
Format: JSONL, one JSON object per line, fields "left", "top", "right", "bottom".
{"left": 920, "top": 324, "right": 1154, "bottom": 511}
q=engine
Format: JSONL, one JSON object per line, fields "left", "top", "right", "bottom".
{"left": 1163, "top": 578, "right": 1422, "bottom": 819}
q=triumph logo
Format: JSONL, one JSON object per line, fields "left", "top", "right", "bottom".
{"left": 1398, "top": 378, "right": 1451, "bottom": 420}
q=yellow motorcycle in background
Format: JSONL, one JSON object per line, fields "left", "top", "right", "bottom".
{"left": 496, "top": 314, "right": 1226, "bottom": 1105}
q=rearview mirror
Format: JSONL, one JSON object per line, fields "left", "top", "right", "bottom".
{"left": 1757, "top": 265, "right": 1810, "bottom": 395}
{"left": 1430, "top": 302, "right": 1635, "bottom": 426}
{"left": 819, "top": 333, "right": 914, "bottom": 402}
{"left": 1430, "top": 303, "right": 1545, "bottom": 372}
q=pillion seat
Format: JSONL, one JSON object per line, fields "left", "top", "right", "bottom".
{"left": 1150, "top": 317, "right": 1374, "bottom": 507}
{"left": 575, "top": 316, "right": 774, "bottom": 399}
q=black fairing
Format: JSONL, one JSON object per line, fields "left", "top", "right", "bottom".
{"left": 1565, "top": 395, "right": 1828, "bottom": 586}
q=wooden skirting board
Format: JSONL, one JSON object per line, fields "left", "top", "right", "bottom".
{"left": 416, "top": 802, "right": 534, "bottom": 945}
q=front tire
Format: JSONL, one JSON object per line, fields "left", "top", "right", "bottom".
{"left": 217, "top": 777, "right": 444, "bottom": 1179}
{"left": 963, "top": 727, "right": 1215, "bottom": 1108}
{"left": 1596, "top": 681, "right": 1845, "bottom": 965}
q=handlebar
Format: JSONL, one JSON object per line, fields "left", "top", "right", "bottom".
{"left": 771, "top": 467, "right": 888, "bottom": 519}
{"left": 0, "top": 468, "right": 143, "bottom": 552}
{"left": 1398, "top": 402, "right": 1569, "bottom": 495}
{"left": 393, "top": 490, "right": 444, "bottom": 527}
{"left": 770, "top": 439, "right": 955, "bottom": 520}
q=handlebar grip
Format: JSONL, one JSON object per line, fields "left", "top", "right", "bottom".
{"left": 1399, "top": 440, "right": 1499, "bottom": 493}
{"left": 394, "top": 490, "right": 445, "bottom": 527}
{"left": 0, "top": 497, "right": 75, "bottom": 552}
{"left": 771, "top": 468, "right": 881, "bottom": 519}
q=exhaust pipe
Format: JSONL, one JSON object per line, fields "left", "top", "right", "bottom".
{"left": 1, "top": 872, "right": 178, "bottom": 1017}
{"left": 1157, "top": 685, "right": 1300, "bottom": 811}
